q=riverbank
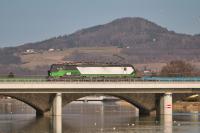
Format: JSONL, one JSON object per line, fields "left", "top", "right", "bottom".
{"left": 173, "top": 102, "right": 200, "bottom": 113}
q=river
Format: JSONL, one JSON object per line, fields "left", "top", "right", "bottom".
{"left": 0, "top": 99, "right": 200, "bottom": 133}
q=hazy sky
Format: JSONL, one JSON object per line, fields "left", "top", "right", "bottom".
{"left": 0, "top": 0, "right": 200, "bottom": 47}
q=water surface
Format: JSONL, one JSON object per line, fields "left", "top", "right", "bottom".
{"left": 0, "top": 99, "right": 200, "bottom": 133}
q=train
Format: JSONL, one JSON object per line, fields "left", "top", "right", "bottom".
{"left": 47, "top": 62, "right": 200, "bottom": 81}
{"left": 48, "top": 62, "right": 136, "bottom": 80}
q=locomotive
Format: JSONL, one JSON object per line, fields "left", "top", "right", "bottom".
{"left": 48, "top": 62, "right": 136, "bottom": 80}
{"left": 48, "top": 62, "right": 200, "bottom": 81}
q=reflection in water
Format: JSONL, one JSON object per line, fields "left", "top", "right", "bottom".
{"left": 0, "top": 114, "right": 36, "bottom": 133}
{"left": 62, "top": 101, "right": 138, "bottom": 132}
{"left": 0, "top": 100, "right": 200, "bottom": 133}
{"left": 100, "top": 101, "right": 104, "bottom": 130}
{"left": 190, "top": 113, "right": 199, "bottom": 122}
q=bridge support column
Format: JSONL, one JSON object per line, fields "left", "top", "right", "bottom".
{"left": 53, "top": 116, "right": 62, "bottom": 133}
{"left": 52, "top": 93, "right": 62, "bottom": 116}
{"left": 160, "top": 92, "right": 172, "bottom": 115}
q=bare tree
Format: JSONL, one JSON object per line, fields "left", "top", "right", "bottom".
{"left": 8, "top": 72, "right": 15, "bottom": 78}
{"left": 160, "top": 60, "right": 195, "bottom": 77}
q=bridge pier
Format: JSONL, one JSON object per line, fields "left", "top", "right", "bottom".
{"left": 159, "top": 93, "right": 173, "bottom": 133}
{"left": 160, "top": 92, "right": 172, "bottom": 115}
{"left": 53, "top": 116, "right": 62, "bottom": 133}
{"left": 52, "top": 93, "right": 62, "bottom": 116}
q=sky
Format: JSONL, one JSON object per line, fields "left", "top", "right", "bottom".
{"left": 0, "top": 0, "right": 200, "bottom": 47}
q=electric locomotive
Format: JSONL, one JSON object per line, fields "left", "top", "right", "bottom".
{"left": 48, "top": 62, "right": 136, "bottom": 80}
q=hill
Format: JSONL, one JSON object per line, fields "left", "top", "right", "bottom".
{"left": 0, "top": 17, "right": 200, "bottom": 75}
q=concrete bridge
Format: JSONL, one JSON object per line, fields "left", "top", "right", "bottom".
{"left": 0, "top": 81, "right": 200, "bottom": 116}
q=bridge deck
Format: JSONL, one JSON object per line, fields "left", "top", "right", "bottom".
{"left": 0, "top": 81, "right": 200, "bottom": 93}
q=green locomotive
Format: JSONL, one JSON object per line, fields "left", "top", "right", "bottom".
{"left": 48, "top": 62, "right": 136, "bottom": 80}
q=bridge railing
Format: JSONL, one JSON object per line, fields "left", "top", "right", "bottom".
{"left": 0, "top": 78, "right": 200, "bottom": 83}
{"left": 0, "top": 78, "right": 46, "bottom": 82}
{"left": 0, "top": 78, "right": 143, "bottom": 82}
